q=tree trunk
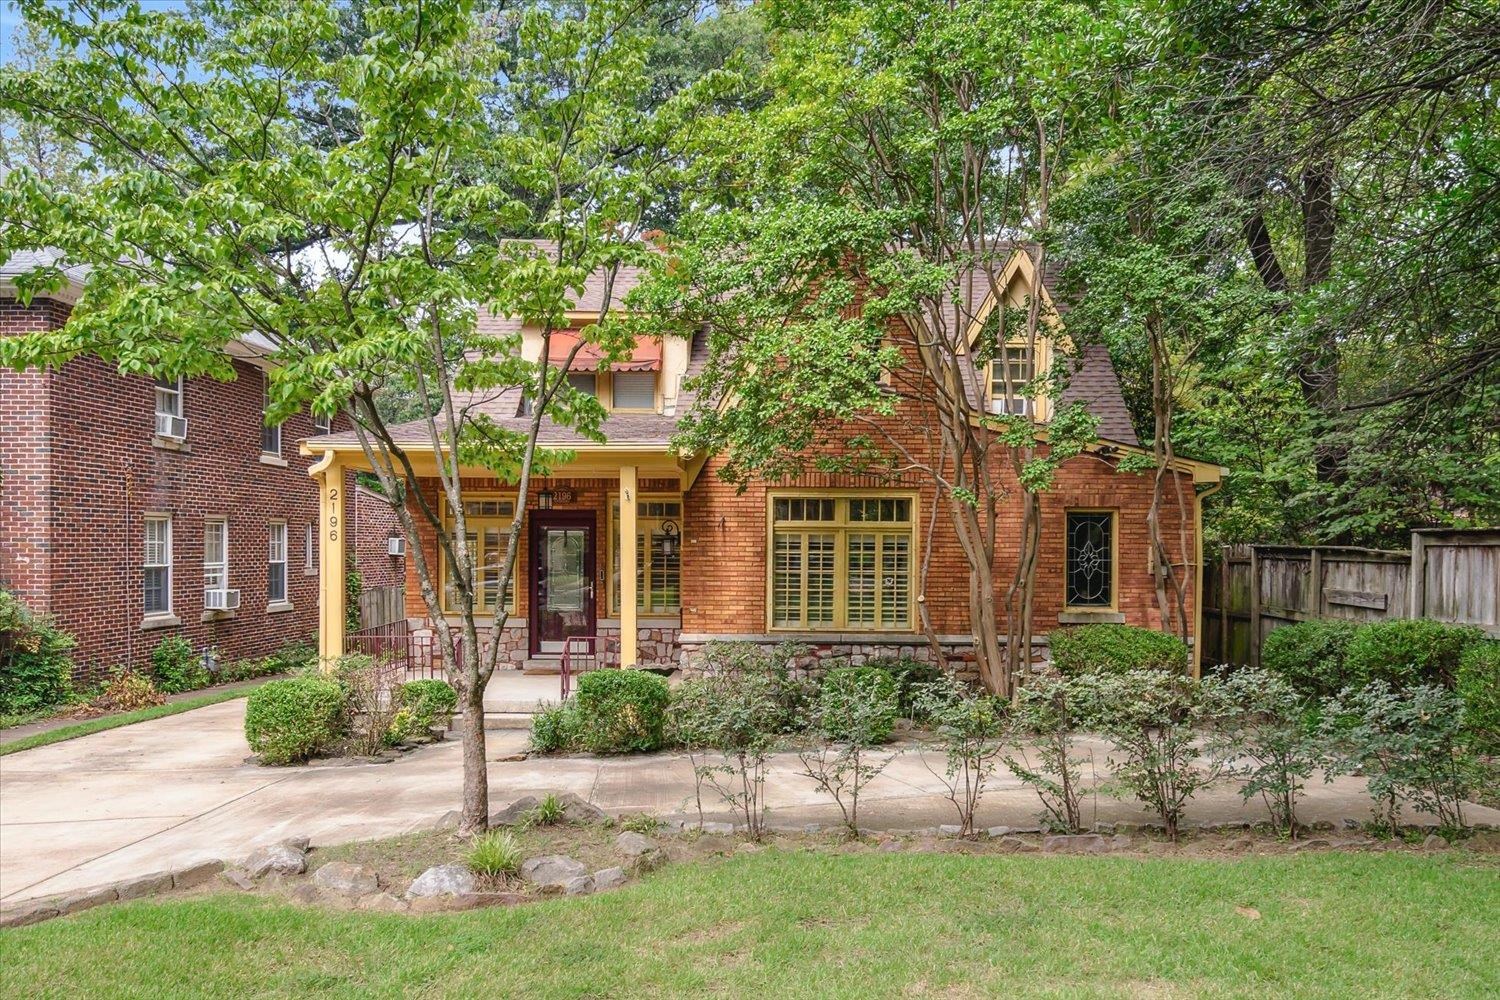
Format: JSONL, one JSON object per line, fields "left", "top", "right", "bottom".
{"left": 457, "top": 647, "right": 489, "bottom": 834}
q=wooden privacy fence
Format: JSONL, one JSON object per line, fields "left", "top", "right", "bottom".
{"left": 358, "top": 584, "right": 405, "bottom": 631}
{"left": 1203, "top": 528, "right": 1500, "bottom": 667}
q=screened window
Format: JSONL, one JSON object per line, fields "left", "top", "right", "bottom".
{"left": 442, "top": 499, "right": 517, "bottom": 614}
{"left": 311, "top": 409, "right": 332, "bottom": 434}
{"left": 268, "top": 522, "right": 288, "bottom": 603}
{"left": 989, "top": 345, "right": 1033, "bottom": 415}
{"left": 611, "top": 497, "right": 682, "bottom": 614}
{"left": 203, "top": 519, "right": 229, "bottom": 592}
{"left": 154, "top": 377, "right": 185, "bottom": 439}
{"left": 770, "top": 495, "right": 914, "bottom": 630}
{"left": 612, "top": 371, "right": 656, "bottom": 411}
{"left": 261, "top": 373, "right": 282, "bottom": 455}
{"left": 144, "top": 516, "right": 172, "bottom": 615}
{"left": 1065, "top": 511, "right": 1114, "bottom": 608}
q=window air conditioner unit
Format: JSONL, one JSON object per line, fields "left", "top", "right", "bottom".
{"left": 387, "top": 536, "right": 406, "bottom": 557}
{"left": 155, "top": 413, "right": 188, "bottom": 440}
{"left": 204, "top": 589, "right": 241, "bottom": 612}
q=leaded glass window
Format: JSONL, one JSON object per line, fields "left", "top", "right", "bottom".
{"left": 1065, "top": 511, "right": 1114, "bottom": 607}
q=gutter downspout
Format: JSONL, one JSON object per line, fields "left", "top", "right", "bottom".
{"left": 1192, "top": 480, "right": 1225, "bottom": 679}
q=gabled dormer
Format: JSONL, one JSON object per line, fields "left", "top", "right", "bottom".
{"left": 963, "top": 249, "right": 1066, "bottom": 423}
{"left": 520, "top": 313, "right": 691, "bottom": 416}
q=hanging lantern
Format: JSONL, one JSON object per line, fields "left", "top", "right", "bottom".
{"left": 536, "top": 481, "right": 554, "bottom": 510}
{"left": 659, "top": 519, "right": 679, "bottom": 558}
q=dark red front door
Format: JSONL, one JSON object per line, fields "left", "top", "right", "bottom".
{"left": 528, "top": 511, "right": 596, "bottom": 656}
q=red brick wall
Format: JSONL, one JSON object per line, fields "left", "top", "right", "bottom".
{"left": 2, "top": 296, "right": 357, "bottom": 680}
{"left": 349, "top": 484, "right": 405, "bottom": 590}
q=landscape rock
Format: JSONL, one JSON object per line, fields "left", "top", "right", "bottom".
{"left": 289, "top": 884, "right": 321, "bottom": 904}
{"left": 992, "top": 836, "right": 1040, "bottom": 854}
{"left": 878, "top": 839, "right": 903, "bottom": 853}
{"left": 489, "top": 795, "right": 541, "bottom": 827}
{"left": 615, "top": 831, "right": 661, "bottom": 858}
{"left": 1042, "top": 834, "right": 1111, "bottom": 855}
{"left": 519, "top": 855, "right": 588, "bottom": 889}
{"left": 1342, "top": 818, "right": 1363, "bottom": 831}
{"left": 561, "top": 875, "right": 595, "bottom": 896}
{"left": 357, "top": 892, "right": 409, "bottom": 914}
{"left": 1290, "top": 838, "right": 1333, "bottom": 851}
{"left": 431, "top": 810, "right": 462, "bottom": 832}
{"left": 314, "top": 862, "right": 379, "bottom": 896}
{"left": 242, "top": 843, "right": 307, "bottom": 878}
{"left": 281, "top": 835, "right": 312, "bottom": 853}
{"left": 116, "top": 870, "right": 176, "bottom": 900}
{"left": 735, "top": 842, "right": 764, "bottom": 855}
{"left": 0, "top": 902, "right": 59, "bottom": 928}
{"left": 1463, "top": 831, "right": 1500, "bottom": 853}
{"left": 1421, "top": 834, "right": 1449, "bottom": 851}
{"left": 557, "top": 792, "right": 607, "bottom": 824}
{"left": 57, "top": 885, "right": 119, "bottom": 916}
{"left": 405, "top": 864, "right": 478, "bottom": 899}
{"left": 698, "top": 821, "right": 735, "bottom": 835}
{"left": 803, "top": 824, "right": 822, "bottom": 835}
{"left": 172, "top": 859, "right": 225, "bottom": 889}
{"left": 221, "top": 868, "right": 256, "bottom": 891}
{"left": 1223, "top": 837, "right": 1254, "bottom": 852}
{"left": 593, "top": 867, "right": 628, "bottom": 891}
{"left": 938, "top": 825, "right": 963, "bottom": 837}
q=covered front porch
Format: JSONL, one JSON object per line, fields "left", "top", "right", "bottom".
{"left": 304, "top": 442, "right": 703, "bottom": 678}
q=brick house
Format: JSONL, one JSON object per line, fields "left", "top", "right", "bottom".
{"left": 0, "top": 252, "right": 400, "bottom": 681}
{"left": 302, "top": 247, "right": 1224, "bottom": 684}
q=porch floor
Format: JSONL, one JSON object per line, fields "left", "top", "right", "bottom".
{"left": 482, "top": 669, "right": 569, "bottom": 713}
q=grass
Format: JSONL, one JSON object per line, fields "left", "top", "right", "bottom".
{"left": 0, "top": 687, "right": 252, "bottom": 756}
{"left": 3, "top": 851, "right": 1496, "bottom": 998}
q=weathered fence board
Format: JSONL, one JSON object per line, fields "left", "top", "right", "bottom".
{"left": 1202, "top": 529, "right": 1500, "bottom": 666}
{"left": 358, "top": 584, "right": 405, "bottom": 631}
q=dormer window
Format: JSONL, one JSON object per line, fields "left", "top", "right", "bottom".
{"left": 154, "top": 377, "right": 186, "bottom": 440}
{"left": 612, "top": 371, "right": 656, "bottom": 411}
{"left": 567, "top": 372, "right": 597, "bottom": 397}
{"left": 989, "top": 345, "right": 1033, "bottom": 416}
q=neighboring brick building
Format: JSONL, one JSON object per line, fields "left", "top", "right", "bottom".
{"left": 304, "top": 245, "right": 1224, "bottom": 687}
{"left": 1, "top": 258, "right": 362, "bottom": 681}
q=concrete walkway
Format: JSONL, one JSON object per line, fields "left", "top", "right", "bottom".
{"left": 4, "top": 697, "right": 1497, "bottom": 905}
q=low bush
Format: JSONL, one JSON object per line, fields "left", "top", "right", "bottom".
{"left": 265, "top": 640, "right": 317, "bottom": 675}
{"left": 866, "top": 656, "right": 943, "bottom": 719}
{"left": 1004, "top": 673, "right": 1089, "bottom": 833}
{"left": 1261, "top": 620, "right": 1361, "bottom": 699}
{"left": 1343, "top": 619, "right": 1486, "bottom": 690}
{"left": 914, "top": 677, "right": 1009, "bottom": 838}
{"left": 0, "top": 590, "right": 75, "bottom": 715}
{"left": 695, "top": 640, "right": 817, "bottom": 731}
{"left": 1457, "top": 641, "right": 1500, "bottom": 754}
{"left": 150, "top": 636, "right": 207, "bottom": 694}
{"left": 465, "top": 830, "right": 523, "bottom": 878}
{"left": 96, "top": 668, "right": 166, "bottom": 712}
{"left": 1048, "top": 624, "right": 1188, "bottom": 677}
{"left": 529, "top": 701, "right": 582, "bottom": 753}
{"left": 244, "top": 677, "right": 347, "bottom": 765}
{"left": 397, "top": 679, "right": 457, "bottom": 736}
{"left": 816, "top": 666, "right": 898, "bottom": 744}
{"left": 668, "top": 670, "right": 784, "bottom": 839}
{"left": 574, "top": 669, "right": 671, "bottom": 753}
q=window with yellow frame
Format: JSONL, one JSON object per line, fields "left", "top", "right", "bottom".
{"left": 768, "top": 494, "right": 915, "bottom": 631}
{"left": 609, "top": 496, "right": 682, "bottom": 615}
{"left": 441, "top": 497, "right": 518, "bottom": 615}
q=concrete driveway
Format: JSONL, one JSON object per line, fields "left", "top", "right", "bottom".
{"left": 5, "top": 699, "right": 1497, "bottom": 905}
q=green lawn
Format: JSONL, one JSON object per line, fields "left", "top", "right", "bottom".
{"left": 0, "top": 687, "right": 254, "bottom": 756}
{"left": 2, "top": 851, "right": 1496, "bottom": 998}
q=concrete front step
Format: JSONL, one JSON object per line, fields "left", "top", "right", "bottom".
{"left": 483, "top": 712, "right": 536, "bottom": 731}
{"left": 520, "top": 658, "right": 562, "bottom": 676}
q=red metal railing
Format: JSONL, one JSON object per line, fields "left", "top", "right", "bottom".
{"left": 560, "top": 635, "right": 619, "bottom": 699}
{"left": 345, "top": 619, "right": 462, "bottom": 680}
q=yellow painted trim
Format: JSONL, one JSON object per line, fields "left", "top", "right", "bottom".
{"left": 311, "top": 454, "right": 346, "bottom": 661}
{"left": 763, "top": 489, "right": 921, "bottom": 634}
{"left": 619, "top": 466, "right": 639, "bottom": 666}
{"left": 1192, "top": 480, "right": 1223, "bottom": 679}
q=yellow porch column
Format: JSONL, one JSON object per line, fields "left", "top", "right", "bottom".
{"left": 619, "top": 464, "right": 639, "bottom": 667}
{"left": 311, "top": 452, "right": 347, "bottom": 661}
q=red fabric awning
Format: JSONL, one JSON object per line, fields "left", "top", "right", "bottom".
{"left": 546, "top": 332, "right": 661, "bottom": 372}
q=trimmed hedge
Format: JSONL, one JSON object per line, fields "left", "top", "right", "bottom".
{"left": 0, "top": 590, "right": 75, "bottom": 715}
{"left": 1048, "top": 624, "right": 1189, "bottom": 677}
{"left": 400, "top": 679, "right": 457, "bottom": 730}
{"left": 818, "top": 666, "right": 899, "bottom": 743}
{"left": 529, "top": 701, "right": 583, "bottom": 754}
{"left": 574, "top": 669, "right": 671, "bottom": 753}
{"left": 1457, "top": 640, "right": 1500, "bottom": 754}
{"left": 1261, "top": 619, "right": 1362, "bottom": 698}
{"left": 244, "top": 677, "right": 347, "bottom": 765}
{"left": 1343, "top": 619, "right": 1485, "bottom": 690}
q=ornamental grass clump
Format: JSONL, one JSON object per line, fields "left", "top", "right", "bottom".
{"left": 466, "top": 830, "right": 523, "bottom": 879}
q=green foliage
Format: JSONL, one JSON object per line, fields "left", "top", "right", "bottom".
{"left": 1048, "top": 625, "right": 1188, "bottom": 677}
{"left": 620, "top": 813, "right": 663, "bottom": 835}
{"left": 1457, "top": 641, "right": 1500, "bottom": 754}
{"left": 914, "top": 677, "right": 1010, "bottom": 838}
{"left": 1261, "top": 620, "right": 1362, "bottom": 699}
{"left": 465, "top": 831, "right": 523, "bottom": 879}
{"left": 1322, "top": 681, "right": 1487, "bottom": 834}
{"left": 1004, "top": 674, "right": 1089, "bottom": 833}
{"left": 344, "top": 573, "right": 363, "bottom": 636}
{"left": 1343, "top": 619, "right": 1485, "bottom": 690}
{"left": 865, "top": 657, "right": 943, "bottom": 720}
{"left": 816, "top": 666, "right": 898, "bottom": 744}
{"left": 0, "top": 590, "right": 74, "bottom": 715}
{"left": 1203, "top": 668, "right": 1326, "bottom": 836}
{"left": 667, "top": 669, "right": 785, "bottom": 838}
{"left": 526, "top": 793, "right": 566, "bottom": 828}
{"left": 149, "top": 636, "right": 206, "bottom": 694}
{"left": 529, "top": 701, "right": 583, "bottom": 755}
{"left": 574, "top": 670, "right": 671, "bottom": 754}
{"left": 694, "top": 641, "right": 817, "bottom": 732}
{"left": 398, "top": 680, "right": 457, "bottom": 733}
{"left": 244, "top": 678, "right": 347, "bottom": 766}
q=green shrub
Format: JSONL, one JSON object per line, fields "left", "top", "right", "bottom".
{"left": 529, "top": 701, "right": 582, "bottom": 753}
{"left": 621, "top": 813, "right": 663, "bottom": 834}
{"left": 817, "top": 666, "right": 899, "bottom": 743}
{"left": 1048, "top": 624, "right": 1188, "bottom": 677}
{"left": 865, "top": 656, "right": 943, "bottom": 719}
{"left": 526, "top": 792, "right": 566, "bottom": 827}
{"left": 574, "top": 669, "right": 671, "bottom": 753}
{"left": 1457, "top": 641, "right": 1500, "bottom": 754}
{"left": 0, "top": 590, "right": 75, "bottom": 715}
{"left": 150, "top": 636, "right": 207, "bottom": 693}
{"left": 244, "top": 677, "right": 347, "bottom": 765}
{"left": 465, "top": 830, "right": 523, "bottom": 878}
{"left": 695, "top": 640, "right": 818, "bottom": 731}
{"left": 399, "top": 679, "right": 457, "bottom": 732}
{"left": 1261, "top": 619, "right": 1362, "bottom": 699}
{"left": 1343, "top": 619, "right": 1486, "bottom": 690}
{"left": 265, "top": 640, "right": 317, "bottom": 675}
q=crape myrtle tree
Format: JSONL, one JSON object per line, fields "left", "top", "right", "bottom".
{"left": 640, "top": 0, "right": 1106, "bottom": 695}
{"left": 0, "top": 0, "right": 715, "bottom": 832}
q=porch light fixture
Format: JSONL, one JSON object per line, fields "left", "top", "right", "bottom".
{"left": 537, "top": 481, "right": 554, "bottom": 510}
{"left": 659, "top": 520, "right": 679, "bottom": 559}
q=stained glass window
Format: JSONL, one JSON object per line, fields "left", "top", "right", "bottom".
{"left": 1065, "top": 511, "right": 1114, "bottom": 607}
